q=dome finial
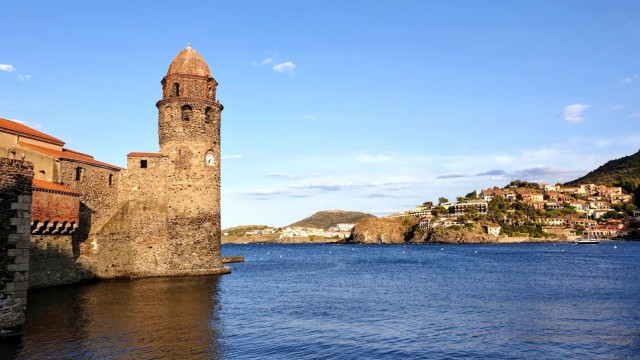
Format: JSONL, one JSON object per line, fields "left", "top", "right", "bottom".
{"left": 187, "top": 42, "right": 191, "bottom": 48}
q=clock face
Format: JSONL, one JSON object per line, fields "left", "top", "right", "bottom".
{"left": 205, "top": 153, "right": 215, "bottom": 166}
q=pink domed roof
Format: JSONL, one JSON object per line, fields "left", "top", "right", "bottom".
{"left": 166, "top": 44, "right": 211, "bottom": 77}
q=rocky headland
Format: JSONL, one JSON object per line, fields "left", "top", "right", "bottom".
{"left": 344, "top": 217, "right": 567, "bottom": 245}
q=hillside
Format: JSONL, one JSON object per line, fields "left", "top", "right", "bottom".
{"left": 565, "top": 149, "right": 640, "bottom": 205}
{"left": 222, "top": 225, "right": 269, "bottom": 237}
{"left": 288, "top": 210, "right": 376, "bottom": 229}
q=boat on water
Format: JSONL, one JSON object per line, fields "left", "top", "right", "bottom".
{"left": 573, "top": 228, "right": 599, "bottom": 244}
{"left": 573, "top": 237, "right": 599, "bottom": 244}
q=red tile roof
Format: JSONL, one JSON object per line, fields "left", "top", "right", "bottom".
{"left": 127, "top": 152, "right": 167, "bottom": 158}
{"left": 17, "top": 141, "right": 123, "bottom": 170}
{"left": 0, "top": 118, "right": 65, "bottom": 146}
{"left": 32, "top": 179, "right": 81, "bottom": 196}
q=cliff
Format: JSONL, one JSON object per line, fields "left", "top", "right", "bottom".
{"left": 345, "top": 217, "right": 417, "bottom": 244}
{"left": 346, "top": 217, "right": 560, "bottom": 244}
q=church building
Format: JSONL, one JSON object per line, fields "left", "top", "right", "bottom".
{"left": 0, "top": 45, "right": 229, "bottom": 287}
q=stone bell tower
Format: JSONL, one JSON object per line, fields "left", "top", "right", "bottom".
{"left": 155, "top": 44, "right": 224, "bottom": 273}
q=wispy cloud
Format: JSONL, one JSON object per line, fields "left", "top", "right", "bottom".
{"left": 362, "top": 193, "right": 397, "bottom": 198}
{"left": 253, "top": 58, "right": 273, "bottom": 67}
{"left": 620, "top": 74, "right": 638, "bottom": 84}
{"left": 562, "top": 104, "right": 591, "bottom": 124}
{"left": 273, "top": 61, "right": 296, "bottom": 74}
{"left": 0, "top": 64, "right": 15, "bottom": 72}
{"left": 513, "top": 167, "right": 567, "bottom": 179}
{"left": 436, "top": 173, "right": 466, "bottom": 179}
{"left": 302, "top": 114, "right": 317, "bottom": 120}
{"left": 629, "top": 112, "right": 640, "bottom": 119}
{"left": 222, "top": 154, "right": 243, "bottom": 159}
{"left": 18, "top": 74, "right": 31, "bottom": 81}
{"left": 267, "top": 172, "right": 302, "bottom": 179}
{"left": 612, "top": 105, "right": 624, "bottom": 110}
{"left": 476, "top": 169, "right": 506, "bottom": 176}
{"left": 356, "top": 154, "right": 391, "bottom": 163}
{"left": 243, "top": 188, "right": 287, "bottom": 196}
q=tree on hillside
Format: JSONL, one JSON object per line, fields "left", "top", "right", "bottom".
{"left": 432, "top": 206, "right": 449, "bottom": 216}
{"left": 422, "top": 201, "right": 433, "bottom": 208}
{"left": 488, "top": 195, "right": 509, "bottom": 223}
{"left": 509, "top": 180, "right": 540, "bottom": 189}
{"left": 465, "top": 190, "right": 479, "bottom": 199}
{"left": 438, "top": 197, "right": 449, "bottom": 205}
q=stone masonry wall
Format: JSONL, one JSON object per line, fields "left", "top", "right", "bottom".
{"left": 29, "top": 234, "right": 93, "bottom": 288}
{"left": 28, "top": 188, "right": 91, "bottom": 288}
{"left": 58, "top": 160, "right": 120, "bottom": 256}
{"left": 157, "top": 97, "right": 223, "bottom": 273}
{"left": 0, "top": 157, "right": 33, "bottom": 337}
{"left": 86, "top": 155, "right": 171, "bottom": 278}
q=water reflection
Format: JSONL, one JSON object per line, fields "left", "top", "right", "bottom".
{"left": 11, "top": 276, "right": 223, "bottom": 360}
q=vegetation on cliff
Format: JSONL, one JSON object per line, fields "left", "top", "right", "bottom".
{"left": 288, "top": 210, "right": 376, "bottom": 229}
{"left": 223, "top": 225, "right": 269, "bottom": 237}
{"left": 566, "top": 149, "right": 640, "bottom": 206}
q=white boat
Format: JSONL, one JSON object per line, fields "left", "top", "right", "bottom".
{"left": 573, "top": 237, "right": 599, "bottom": 245}
{"left": 573, "top": 228, "right": 599, "bottom": 244}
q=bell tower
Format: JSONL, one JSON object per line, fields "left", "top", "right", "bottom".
{"left": 155, "top": 44, "right": 224, "bottom": 272}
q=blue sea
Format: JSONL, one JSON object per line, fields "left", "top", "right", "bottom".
{"left": 3, "top": 242, "right": 640, "bottom": 359}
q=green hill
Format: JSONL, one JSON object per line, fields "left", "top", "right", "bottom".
{"left": 222, "top": 225, "right": 269, "bottom": 237}
{"left": 288, "top": 210, "right": 376, "bottom": 229}
{"left": 565, "top": 149, "right": 640, "bottom": 205}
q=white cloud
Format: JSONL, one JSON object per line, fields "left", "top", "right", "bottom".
{"left": 302, "top": 115, "right": 317, "bottom": 120}
{"left": 0, "top": 64, "right": 16, "bottom": 72}
{"left": 222, "top": 154, "right": 243, "bottom": 159}
{"left": 629, "top": 112, "right": 640, "bottom": 119}
{"left": 253, "top": 58, "right": 272, "bottom": 67}
{"left": 18, "top": 74, "right": 31, "bottom": 81}
{"left": 562, "top": 104, "right": 591, "bottom": 124}
{"left": 620, "top": 74, "right": 638, "bottom": 84}
{"left": 612, "top": 105, "right": 624, "bottom": 110}
{"left": 273, "top": 61, "right": 296, "bottom": 74}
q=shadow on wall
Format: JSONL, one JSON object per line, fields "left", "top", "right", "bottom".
{"left": 73, "top": 202, "right": 92, "bottom": 258}
{"left": 2, "top": 275, "right": 224, "bottom": 359}
{"left": 28, "top": 235, "right": 96, "bottom": 289}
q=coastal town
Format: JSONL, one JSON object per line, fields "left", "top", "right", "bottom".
{"left": 389, "top": 181, "right": 639, "bottom": 240}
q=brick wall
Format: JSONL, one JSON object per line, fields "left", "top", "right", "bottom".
{"left": 0, "top": 157, "right": 33, "bottom": 337}
{"left": 31, "top": 189, "right": 80, "bottom": 232}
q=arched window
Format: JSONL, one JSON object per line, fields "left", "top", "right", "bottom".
{"left": 205, "top": 107, "right": 213, "bottom": 123}
{"left": 182, "top": 105, "right": 192, "bottom": 121}
{"left": 172, "top": 83, "right": 180, "bottom": 97}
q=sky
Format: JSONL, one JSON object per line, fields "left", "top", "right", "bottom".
{"left": 1, "top": 1, "right": 639, "bottom": 228}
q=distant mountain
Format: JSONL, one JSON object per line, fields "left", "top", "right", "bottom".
{"left": 565, "top": 149, "right": 640, "bottom": 205}
{"left": 288, "top": 210, "right": 376, "bottom": 229}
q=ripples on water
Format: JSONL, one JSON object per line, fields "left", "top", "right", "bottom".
{"left": 3, "top": 242, "right": 640, "bottom": 359}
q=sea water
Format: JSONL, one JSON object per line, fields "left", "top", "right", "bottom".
{"left": 4, "top": 242, "right": 640, "bottom": 359}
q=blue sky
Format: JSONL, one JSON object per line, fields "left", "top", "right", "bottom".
{"left": 1, "top": 1, "right": 639, "bottom": 227}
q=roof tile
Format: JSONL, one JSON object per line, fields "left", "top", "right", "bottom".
{"left": 0, "top": 118, "right": 65, "bottom": 146}
{"left": 32, "top": 179, "right": 81, "bottom": 196}
{"left": 18, "top": 141, "right": 123, "bottom": 170}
